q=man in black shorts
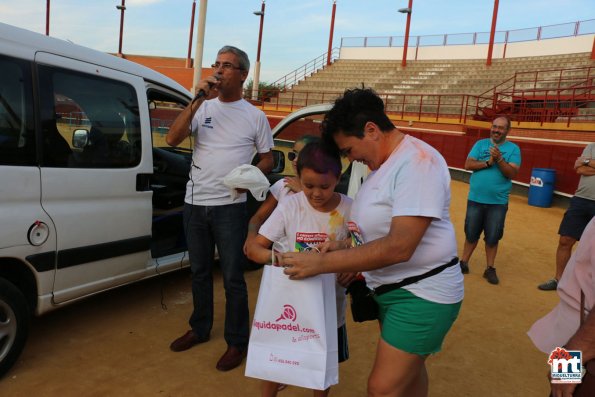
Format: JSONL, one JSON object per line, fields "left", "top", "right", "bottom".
{"left": 538, "top": 142, "right": 595, "bottom": 291}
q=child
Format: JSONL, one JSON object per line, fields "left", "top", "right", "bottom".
{"left": 244, "top": 135, "right": 320, "bottom": 258}
{"left": 247, "top": 141, "right": 352, "bottom": 397}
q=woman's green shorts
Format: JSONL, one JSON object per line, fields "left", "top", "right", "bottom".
{"left": 374, "top": 288, "right": 462, "bottom": 355}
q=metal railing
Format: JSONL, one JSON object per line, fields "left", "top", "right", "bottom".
{"left": 473, "top": 66, "right": 595, "bottom": 126}
{"left": 271, "top": 47, "right": 340, "bottom": 90}
{"left": 341, "top": 19, "right": 595, "bottom": 48}
{"left": 247, "top": 85, "right": 594, "bottom": 128}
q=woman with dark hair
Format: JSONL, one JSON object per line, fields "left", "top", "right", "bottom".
{"left": 282, "top": 88, "right": 464, "bottom": 397}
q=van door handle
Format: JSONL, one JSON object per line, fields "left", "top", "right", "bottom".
{"left": 136, "top": 173, "right": 151, "bottom": 191}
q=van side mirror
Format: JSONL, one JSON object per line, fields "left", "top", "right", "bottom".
{"left": 271, "top": 150, "right": 285, "bottom": 174}
{"left": 72, "top": 129, "right": 90, "bottom": 149}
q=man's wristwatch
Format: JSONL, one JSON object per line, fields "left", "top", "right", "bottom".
{"left": 583, "top": 158, "right": 590, "bottom": 166}
{"left": 485, "top": 160, "right": 490, "bottom": 168}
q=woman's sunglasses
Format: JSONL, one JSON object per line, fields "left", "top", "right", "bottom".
{"left": 288, "top": 151, "right": 298, "bottom": 161}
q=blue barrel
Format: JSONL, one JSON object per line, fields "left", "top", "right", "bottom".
{"left": 528, "top": 168, "right": 556, "bottom": 208}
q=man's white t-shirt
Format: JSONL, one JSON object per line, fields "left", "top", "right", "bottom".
{"left": 259, "top": 192, "right": 352, "bottom": 327}
{"left": 352, "top": 135, "right": 464, "bottom": 304}
{"left": 185, "top": 98, "right": 274, "bottom": 206}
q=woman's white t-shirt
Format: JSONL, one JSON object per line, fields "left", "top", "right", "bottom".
{"left": 351, "top": 135, "right": 464, "bottom": 304}
{"left": 259, "top": 192, "right": 352, "bottom": 327}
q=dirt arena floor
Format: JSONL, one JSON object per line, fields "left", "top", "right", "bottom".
{"left": 0, "top": 180, "right": 564, "bottom": 396}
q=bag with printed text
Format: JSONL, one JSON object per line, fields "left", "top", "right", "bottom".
{"left": 245, "top": 265, "right": 338, "bottom": 390}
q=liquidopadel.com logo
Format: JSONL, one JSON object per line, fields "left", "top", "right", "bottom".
{"left": 276, "top": 304, "right": 297, "bottom": 322}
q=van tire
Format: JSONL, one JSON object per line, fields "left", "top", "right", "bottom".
{"left": 0, "top": 278, "right": 30, "bottom": 378}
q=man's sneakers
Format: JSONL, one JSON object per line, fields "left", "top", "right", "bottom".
{"left": 538, "top": 278, "right": 558, "bottom": 291}
{"left": 459, "top": 260, "right": 469, "bottom": 274}
{"left": 483, "top": 266, "right": 499, "bottom": 285}
{"left": 460, "top": 262, "right": 499, "bottom": 285}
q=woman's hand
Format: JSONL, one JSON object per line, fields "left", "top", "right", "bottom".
{"left": 281, "top": 251, "right": 323, "bottom": 280}
{"left": 284, "top": 176, "right": 301, "bottom": 193}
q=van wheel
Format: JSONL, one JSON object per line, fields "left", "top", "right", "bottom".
{"left": 0, "top": 278, "right": 30, "bottom": 378}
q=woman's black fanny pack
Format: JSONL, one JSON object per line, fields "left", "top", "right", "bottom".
{"left": 374, "top": 257, "right": 459, "bottom": 296}
{"left": 347, "top": 257, "right": 459, "bottom": 323}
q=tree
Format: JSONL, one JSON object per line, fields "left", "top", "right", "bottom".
{"left": 243, "top": 79, "right": 281, "bottom": 102}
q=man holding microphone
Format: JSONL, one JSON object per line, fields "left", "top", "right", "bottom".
{"left": 166, "top": 45, "right": 274, "bottom": 371}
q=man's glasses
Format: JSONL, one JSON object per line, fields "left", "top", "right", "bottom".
{"left": 288, "top": 151, "right": 298, "bottom": 161}
{"left": 211, "top": 62, "right": 243, "bottom": 71}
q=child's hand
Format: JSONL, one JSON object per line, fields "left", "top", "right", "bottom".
{"left": 337, "top": 272, "right": 358, "bottom": 287}
{"left": 284, "top": 176, "right": 301, "bottom": 193}
{"left": 243, "top": 235, "right": 255, "bottom": 255}
{"left": 273, "top": 251, "right": 285, "bottom": 267}
{"left": 317, "top": 239, "right": 349, "bottom": 253}
{"left": 317, "top": 241, "right": 335, "bottom": 253}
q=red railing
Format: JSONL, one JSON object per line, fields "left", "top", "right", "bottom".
{"left": 473, "top": 66, "right": 595, "bottom": 126}
{"left": 248, "top": 64, "right": 595, "bottom": 128}
{"left": 249, "top": 86, "right": 594, "bottom": 128}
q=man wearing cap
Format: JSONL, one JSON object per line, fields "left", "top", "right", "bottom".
{"left": 538, "top": 142, "right": 595, "bottom": 291}
{"left": 458, "top": 116, "right": 521, "bottom": 285}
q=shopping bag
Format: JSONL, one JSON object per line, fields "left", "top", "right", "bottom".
{"left": 245, "top": 265, "right": 338, "bottom": 390}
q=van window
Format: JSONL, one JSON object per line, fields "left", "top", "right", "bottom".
{"left": 38, "top": 65, "right": 142, "bottom": 168}
{"left": 0, "top": 56, "right": 36, "bottom": 166}
{"left": 147, "top": 90, "right": 189, "bottom": 150}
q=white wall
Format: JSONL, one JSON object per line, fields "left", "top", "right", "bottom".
{"left": 339, "top": 34, "right": 594, "bottom": 60}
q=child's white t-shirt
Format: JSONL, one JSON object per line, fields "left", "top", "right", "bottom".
{"left": 259, "top": 192, "right": 352, "bottom": 327}
{"left": 268, "top": 178, "right": 293, "bottom": 203}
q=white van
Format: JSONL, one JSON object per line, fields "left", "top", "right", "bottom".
{"left": 0, "top": 22, "right": 196, "bottom": 376}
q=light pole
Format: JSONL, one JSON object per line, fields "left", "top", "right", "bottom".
{"left": 116, "top": 0, "right": 126, "bottom": 57}
{"left": 192, "top": 0, "right": 208, "bottom": 94}
{"left": 486, "top": 0, "right": 500, "bottom": 66}
{"left": 252, "top": 1, "right": 265, "bottom": 101}
{"left": 327, "top": 0, "right": 337, "bottom": 66}
{"left": 186, "top": 0, "right": 197, "bottom": 68}
{"left": 398, "top": 0, "right": 412, "bottom": 68}
{"left": 46, "top": 0, "right": 50, "bottom": 36}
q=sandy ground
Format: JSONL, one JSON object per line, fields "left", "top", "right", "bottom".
{"left": 0, "top": 180, "right": 564, "bottom": 397}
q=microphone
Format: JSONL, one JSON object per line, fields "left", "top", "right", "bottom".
{"left": 194, "top": 75, "right": 221, "bottom": 100}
